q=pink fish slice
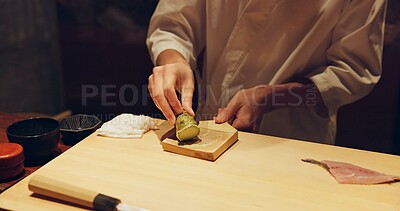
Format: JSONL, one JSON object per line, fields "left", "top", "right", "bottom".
{"left": 302, "top": 159, "right": 400, "bottom": 185}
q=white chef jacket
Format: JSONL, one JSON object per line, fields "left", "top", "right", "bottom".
{"left": 147, "top": 0, "right": 386, "bottom": 144}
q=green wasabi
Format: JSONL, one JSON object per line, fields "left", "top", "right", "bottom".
{"left": 175, "top": 111, "right": 200, "bottom": 141}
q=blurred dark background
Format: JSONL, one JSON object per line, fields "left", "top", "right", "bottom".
{"left": 56, "top": 0, "right": 160, "bottom": 120}
{"left": 0, "top": 0, "right": 399, "bottom": 155}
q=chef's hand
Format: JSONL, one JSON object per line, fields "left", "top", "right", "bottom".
{"left": 214, "top": 85, "right": 271, "bottom": 132}
{"left": 214, "top": 81, "right": 328, "bottom": 132}
{"left": 148, "top": 49, "right": 195, "bottom": 124}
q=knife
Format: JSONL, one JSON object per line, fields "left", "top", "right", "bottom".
{"left": 28, "top": 175, "right": 149, "bottom": 211}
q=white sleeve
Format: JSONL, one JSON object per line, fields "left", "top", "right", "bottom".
{"left": 146, "top": 0, "right": 205, "bottom": 69}
{"left": 308, "top": 0, "right": 387, "bottom": 113}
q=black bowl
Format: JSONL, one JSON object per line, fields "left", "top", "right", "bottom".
{"left": 59, "top": 114, "right": 102, "bottom": 146}
{"left": 6, "top": 118, "right": 60, "bottom": 166}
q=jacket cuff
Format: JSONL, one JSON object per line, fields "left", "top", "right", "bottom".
{"left": 147, "top": 30, "right": 196, "bottom": 69}
{"left": 308, "top": 70, "right": 341, "bottom": 116}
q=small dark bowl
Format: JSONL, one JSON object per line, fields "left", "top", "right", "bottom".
{"left": 59, "top": 114, "right": 102, "bottom": 146}
{"left": 6, "top": 118, "right": 60, "bottom": 166}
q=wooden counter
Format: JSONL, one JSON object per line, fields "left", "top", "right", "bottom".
{"left": 0, "top": 121, "right": 399, "bottom": 210}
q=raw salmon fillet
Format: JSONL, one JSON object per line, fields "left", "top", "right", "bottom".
{"left": 302, "top": 159, "right": 400, "bottom": 184}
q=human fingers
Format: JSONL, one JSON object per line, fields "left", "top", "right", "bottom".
{"left": 148, "top": 75, "right": 162, "bottom": 110}
{"left": 163, "top": 70, "right": 183, "bottom": 114}
{"left": 234, "top": 121, "right": 259, "bottom": 133}
{"left": 215, "top": 108, "right": 233, "bottom": 124}
{"left": 175, "top": 65, "right": 195, "bottom": 116}
{"left": 217, "top": 108, "right": 223, "bottom": 115}
{"left": 152, "top": 67, "right": 176, "bottom": 123}
{"left": 214, "top": 93, "right": 242, "bottom": 123}
{"left": 231, "top": 107, "right": 260, "bottom": 132}
{"left": 232, "top": 115, "right": 253, "bottom": 132}
{"left": 214, "top": 105, "right": 237, "bottom": 123}
{"left": 181, "top": 82, "right": 195, "bottom": 116}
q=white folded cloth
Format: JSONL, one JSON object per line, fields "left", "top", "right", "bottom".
{"left": 97, "top": 114, "right": 157, "bottom": 138}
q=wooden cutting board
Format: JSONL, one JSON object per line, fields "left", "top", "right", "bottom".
{"left": 159, "top": 120, "right": 238, "bottom": 161}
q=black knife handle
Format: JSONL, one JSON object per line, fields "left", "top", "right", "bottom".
{"left": 93, "top": 194, "right": 121, "bottom": 211}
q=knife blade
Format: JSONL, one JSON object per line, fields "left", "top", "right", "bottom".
{"left": 28, "top": 174, "right": 149, "bottom": 211}
{"left": 116, "top": 203, "right": 148, "bottom": 211}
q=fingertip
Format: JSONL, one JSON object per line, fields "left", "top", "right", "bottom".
{"left": 188, "top": 107, "right": 195, "bottom": 116}
{"left": 167, "top": 116, "right": 176, "bottom": 125}
{"left": 162, "top": 109, "right": 176, "bottom": 125}
{"left": 214, "top": 114, "right": 223, "bottom": 123}
{"left": 215, "top": 108, "right": 234, "bottom": 124}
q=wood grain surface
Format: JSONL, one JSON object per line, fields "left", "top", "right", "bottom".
{"left": 161, "top": 122, "right": 238, "bottom": 161}
{"left": 0, "top": 120, "right": 399, "bottom": 210}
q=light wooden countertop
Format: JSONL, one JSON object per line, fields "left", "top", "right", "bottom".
{"left": 0, "top": 121, "right": 399, "bottom": 210}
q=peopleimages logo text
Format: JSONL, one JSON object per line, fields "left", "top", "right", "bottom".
{"left": 81, "top": 84, "right": 318, "bottom": 107}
